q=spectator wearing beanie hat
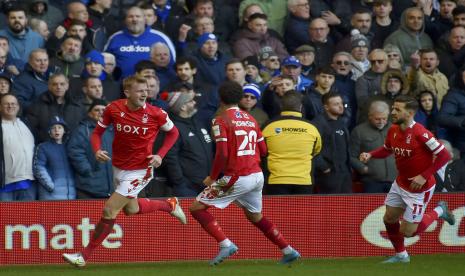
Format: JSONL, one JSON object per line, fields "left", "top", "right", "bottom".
{"left": 239, "top": 83, "right": 269, "bottom": 127}
{"left": 67, "top": 99, "right": 115, "bottom": 199}
{"left": 243, "top": 55, "right": 264, "bottom": 85}
{"left": 163, "top": 90, "right": 214, "bottom": 197}
{"left": 34, "top": 116, "right": 77, "bottom": 200}
{"left": 350, "top": 30, "right": 371, "bottom": 80}
{"left": 167, "top": 91, "right": 197, "bottom": 116}
{"left": 69, "top": 50, "right": 120, "bottom": 102}
{"left": 192, "top": 32, "right": 229, "bottom": 88}
{"left": 258, "top": 46, "right": 281, "bottom": 83}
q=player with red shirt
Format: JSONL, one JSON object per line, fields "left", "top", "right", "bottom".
{"left": 360, "top": 95, "right": 455, "bottom": 263}
{"left": 63, "top": 76, "right": 187, "bottom": 267}
{"left": 189, "top": 81, "right": 300, "bottom": 266}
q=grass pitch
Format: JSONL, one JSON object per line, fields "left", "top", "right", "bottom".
{"left": 1, "top": 254, "right": 464, "bottom": 276}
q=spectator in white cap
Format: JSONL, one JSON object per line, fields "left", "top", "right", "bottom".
{"left": 239, "top": 83, "right": 269, "bottom": 127}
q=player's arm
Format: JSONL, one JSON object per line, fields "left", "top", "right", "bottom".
{"left": 361, "top": 128, "right": 394, "bottom": 162}
{"left": 90, "top": 109, "right": 111, "bottom": 163}
{"left": 256, "top": 129, "right": 267, "bottom": 157}
{"left": 419, "top": 136, "right": 451, "bottom": 181}
{"left": 149, "top": 112, "right": 180, "bottom": 168}
{"left": 204, "top": 121, "right": 228, "bottom": 185}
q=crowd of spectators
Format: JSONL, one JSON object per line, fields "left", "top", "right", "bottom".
{"left": 1, "top": 0, "right": 465, "bottom": 201}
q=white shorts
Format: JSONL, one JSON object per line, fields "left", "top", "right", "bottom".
{"left": 384, "top": 181, "right": 435, "bottom": 223}
{"left": 113, "top": 166, "right": 153, "bottom": 198}
{"left": 197, "top": 172, "right": 264, "bottom": 213}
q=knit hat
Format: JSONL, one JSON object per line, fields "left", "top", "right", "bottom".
{"left": 48, "top": 116, "right": 67, "bottom": 131}
{"left": 351, "top": 29, "right": 369, "bottom": 49}
{"left": 282, "top": 56, "right": 301, "bottom": 67}
{"left": 167, "top": 91, "right": 194, "bottom": 114}
{"left": 243, "top": 55, "right": 260, "bottom": 69}
{"left": 294, "top": 45, "right": 315, "bottom": 55}
{"left": 85, "top": 50, "right": 105, "bottom": 66}
{"left": 172, "top": 82, "right": 194, "bottom": 91}
{"left": 259, "top": 46, "right": 277, "bottom": 61}
{"left": 243, "top": 83, "right": 261, "bottom": 100}
{"left": 87, "top": 99, "right": 108, "bottom": 112}
{"left": 197, "top": 33, "right": 217, "bottom": 48}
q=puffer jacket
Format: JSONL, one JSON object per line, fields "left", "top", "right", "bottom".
{"left": 34, "top": 140, "right": 76, "bottom": 200}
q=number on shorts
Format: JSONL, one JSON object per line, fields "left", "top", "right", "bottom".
{"left": 412, "top": 204, "right": 423, "bottom": 215}
{"left": 235, "top": 129, "right": 257, "bottom": 156}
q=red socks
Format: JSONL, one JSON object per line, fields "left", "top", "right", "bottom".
{"left": 191, "top": 209, "right": 227, "bottom": 242}
{"left": 413, "top": 211, "right": 439, "bottom": 236}
{"left": 82, "top": 218, "right": 115, "bottom": 260}
{"left": 253, "top": 217, "right": 289, "bottom": 249}
{"left": 384, "top": 221, "right": 405, "bottom": 253}
{"left": 137, "top": 198, "right": 172, "bottom": 214}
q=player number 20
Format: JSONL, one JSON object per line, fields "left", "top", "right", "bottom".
{"left": 235, "top": 130, "right": 257, "bottom": 156}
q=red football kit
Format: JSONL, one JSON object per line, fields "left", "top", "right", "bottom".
{"left": 370, "top": 122, "right": 450, "bottom": 193}
{"left": 91, "top": 99, "right": 176, "bottom": 170}
{"left": 210, "top": 107, "right": 267, "bottom": 180}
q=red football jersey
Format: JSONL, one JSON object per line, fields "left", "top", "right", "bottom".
{"left": 384, "top": 122, "right": 445, "bottom": 192}
{"left": 97, "top": 99, "right": 174, "bottom": 170}
{"left": 211, "top": 107, "right": 264, "bottom": 177}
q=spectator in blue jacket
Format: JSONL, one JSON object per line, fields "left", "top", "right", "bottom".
{"left": 104, "top": 6, "right": 176, "bottom": 78}
{"left": 67, "top": 99, "right": 114, "bottom": 199}
{"left": 34, "top": 116, "right": 76, "bottom": 200}
{"left": 437, "top": 66, "right": 465, "bottom": 158}
{"left": 191, "top": 32, "right": 228, "bottom": 89}
{"left": 0, "top": 6, "right": 45, "bottom": 63}
{"left": 0, "top": 38, "right": 25, "bottom": 77}
{"left": 284, "top": 0, "right": 312, "bottom": 53}
{"left": 13, "top": 49, "right": 59, "bottom": 109}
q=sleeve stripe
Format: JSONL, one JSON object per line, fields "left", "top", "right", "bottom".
{"left": 383, "top": 144, "right": 391, "bottom": 150}
{"left": 257, "top": 137, "right": 264, "bottom": 142}
{"left": 433, "top": 145, "right": 445, "bottom": 155}
{"left": 97, "top": 121, "right": 108, "bottom": 128}
{"left": 216, "top": 138, "right": 227, "bottom": 142}
{"left": 426, "top": 137, "right": 440, "bottom": 151}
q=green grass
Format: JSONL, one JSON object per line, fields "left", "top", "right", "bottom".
{"left": 1, "top": 254, "right": 464, "bottom": 276}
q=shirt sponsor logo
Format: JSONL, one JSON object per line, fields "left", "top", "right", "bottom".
{"left": 119, "top": 45, "right": 151, "bottom": 52}
{"left": 116, "top": 123, "right": 149, "bottom": 135}
{"left": 393, "top": 147, "right": 412, "bottom": 157}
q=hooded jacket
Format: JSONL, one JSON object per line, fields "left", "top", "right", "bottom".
{"left": 28, "top": 0, "right": 64, "bottom": 31}
{"left": 67, "top": 116, "right": 114, "bottom": 198}
{"left": 383, "top": 7, "right": 433, "bottom": 65}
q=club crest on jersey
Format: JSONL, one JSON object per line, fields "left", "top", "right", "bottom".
{"left": 234, "top": 111, "right": 242, "bottom": 119}
{"left": 142, "top": 113, "right": 148, "bottom": 124}
{"left": 406, "top": 134, "right": 412, "bottom": 144}
{"left": 423, "top": 133, "right": 429, "bottom": 139}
